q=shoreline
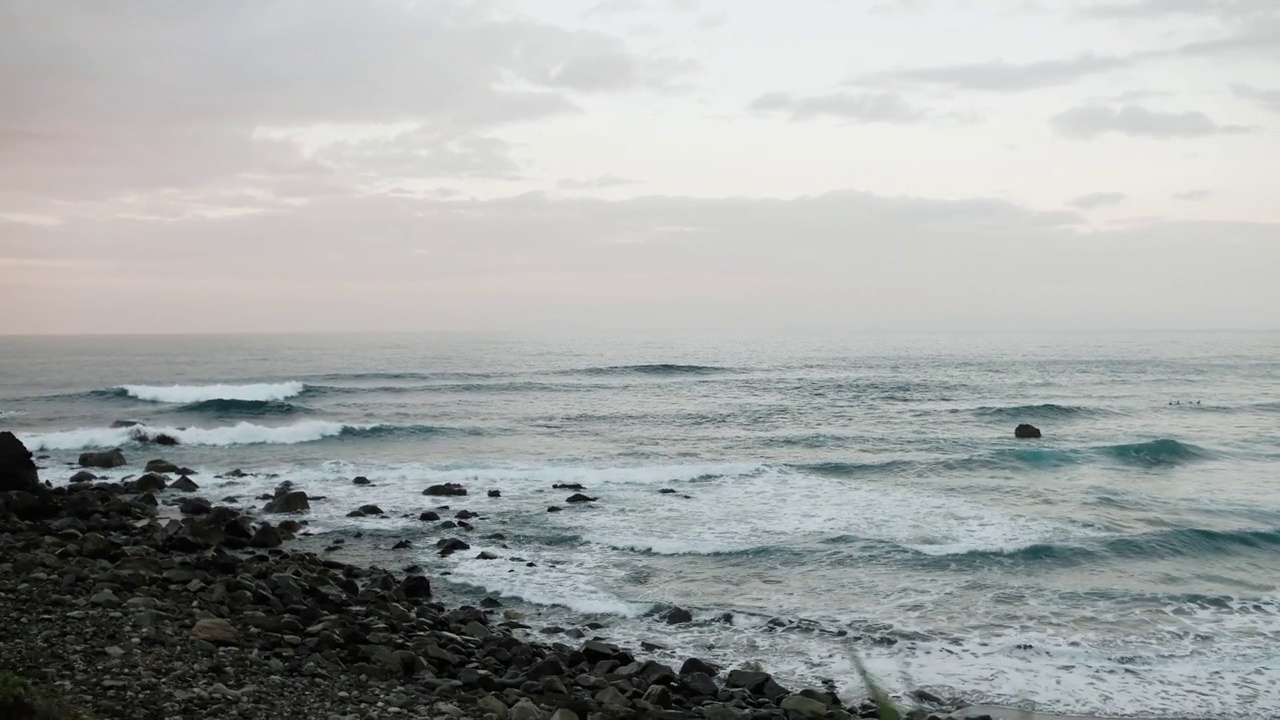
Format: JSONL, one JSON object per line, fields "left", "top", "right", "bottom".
{"left": 2, "top": 439, "right": 1221, "bottom": 720}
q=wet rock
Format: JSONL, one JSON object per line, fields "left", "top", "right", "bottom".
{"left": 68, "top": 470, "right": 98, "bottom": 484}
{"left": 553, "top": 483, "right": 585, "bottom": 491}
{"left": 134, "top": 472, "right": 168, "bottom": 493}
{"left": 263, "top": 490, "right": 310, "bottom": 514}
{"left": 353, "top": 476, "right": 371, "bottom": 485}
{"left": 152, "top": 433, "right": 179, "bottom": 446}
{"left": 78, "top": 448, "right": 126, "bottom": 469}
{"left": 423, "top": 482, "right": 467, "bottom": 497}
{"left": 419, "top": 511, "right": 440, "bottom": 521}
{"left": 145, "top": 459, "right": 181, "bottom": 473}
{"left": 1015, "top": 423, "right": 1042, "bottom": 439}
{"left": 680, "top": 657, "right": 720, "bottom": 677}
{"left": 565, "top": 493, "right": 596, "bottom": 503}
{"left": 476, "top": 551, "right": 498, "bottom": 560}
{"left": 179, "top": 497, "right": 212, "bottom": 515}
{"left": 437, "top": 538, "right": 470, "bottom": 557}
{"left": 664, "top": 607, "right": 693, "bottom": 624}
{"left": 480, "top": 596, "right": 503, "bottom": 608}
{"left": 455, "top": 509, "right": 478, "bottom": 520}
{"left": 780, "top": 695, "right": 828, "bottom": 719}
{"left": 358, "top": 504, "right": 383, "bottom": 515}
{"left": 249, "top": 523, "right": 282, "bottom": 548}
{"left": 171, "top": 475, "right": 199, "bottom": 492}
{"left": 399, "top": 575, "right": 432, "bottom": 599}
{"left": 488, "top": 489, "right": 501, "bottom": 497}
{"left": 547, "top": 506, "right": 562, "bottom": 513}
{"left": 392, "top": 540, "right": 412, "bottom": 549}
{"left": 682, "top": 672, "right": 718, "bottom": 697}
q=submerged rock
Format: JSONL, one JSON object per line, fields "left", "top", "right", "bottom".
{"left": 78, "top": 449, "right": 126, "bottom": 469}
{"left": 565, "top": 493, "right": 597, "bottom": 504}
{"left": 263, "top": 490, "right": 310, "bottom": 514}
{"left": 170, "top": 475, "right": 199, "bottom": 492}
{"left": 423, "top": 483, "right": 467, "bottom": 497}
{"left": 144, "top": 459, "right": 181, "bottom": 474}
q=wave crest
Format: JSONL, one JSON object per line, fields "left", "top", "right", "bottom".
{"left": 1101, "top": 438, "right": 1210, "bottom": 466}
{"left": 119, "top": 382, "right": 306, "bottom": 403}
{"left": 573, "top": 364, "right": 729, "bottom": 376}
{"left": 972, "top": 403, "right": 1108, "bottom": 420}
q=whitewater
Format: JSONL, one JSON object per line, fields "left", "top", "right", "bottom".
{"left": 2, "top": 331, "right": 1279, "bottom": 719}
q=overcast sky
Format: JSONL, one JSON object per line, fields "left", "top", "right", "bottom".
{"left": 1, "top": 0, "right": 1277, "bottom": 334}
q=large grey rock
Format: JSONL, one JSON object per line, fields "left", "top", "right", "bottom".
{"left": 191, "top": 618, "right": 240, "bottom": 645}
{"left": 780, "top": 695, "right": 828, "bottom": 719}
{"left": 0, "top": 431, "right": 40, "bottom": 492}
{"left": 263, "top": 490, "right": 310, "bottom": 513}
{"left": 145, "top": 458, "right": 181, "bottom": 473}
{"left": 78, "top": 448, "right": 126, "bottom": 468}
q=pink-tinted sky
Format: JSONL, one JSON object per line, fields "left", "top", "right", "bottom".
{"left": 2, "top": 0, "right": 1277, "bottom": 334}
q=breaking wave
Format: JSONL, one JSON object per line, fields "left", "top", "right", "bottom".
{"left": 116, "top": 382, "right": 307, "bottom": 403}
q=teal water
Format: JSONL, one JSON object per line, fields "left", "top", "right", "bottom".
{"left": 2, "top": 332, "right": 1278, "bottom": 719}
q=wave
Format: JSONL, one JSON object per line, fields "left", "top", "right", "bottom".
{"left": 795, "top": 460, "right": 916, "bottom": 477}
{"left": 926, "top": 526, "right": 1280, "bottom": 566}
{"left": 116, "top": 382, "right": 307, "bottom": 403}
{"left": 571, "top": 364, "right": 730, "bottom": 376}
{"left": 971, "top": 403, "right": 1111, "bottom": 420}
{"left": 16, "top": 420, "right": 466, "bottom": 450}
{"left": 1100, "top": 438, "right": 1211, "bottom": 467}
{"left": 176, "top": 398, "right": 304, "bottom": 415}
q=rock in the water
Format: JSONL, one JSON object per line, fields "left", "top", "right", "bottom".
{"left": 152, "top": 433, "right": 179, "bottom": 446}
{"left": 419, "top": 511, "right": 440, "bottom": 521}
{"left": 658, "top": 488, "right": 677, "bottom": 494}
{"left": 134, "top": 473, "right": 167, "bottom": 493}
{"left": 455, "top": 509, "right": 478, "bottom": 520}
{"left": 68, "top": 470, "right": 98, "bottom": 484}
{"left": 249, "top": 523, "right": 282, "bottom": 548}
{"left": 358, "top": 504, "right": 383, "bottom": 515}
{"left": 78, "top": 448, "right": 126, "bottom": 469}
{"left": 476, "top": 551, "right": 498, "bottom": 560}
{"left": 565, "top": 493, "right": 597, "bottom": 504}
{"left": 547, "top": 506, "right": 562, "bottom": 513}
{"left": 263, "top": 490, "right": 310, "bottom": 513}
{"left": 179, "top": 497, "right": 212, "bottom": 515}
{"left": 553, "top": 483, "right": 585, "bottom": 491}
{"left": 191, "top": 618, "right": 240, "bottom": 645}
{"left": 145, "top": 458, "right": 181, "bottom": 473}
{"left": 664, "top": 607, "right": 693, "bottom": 624}
{"left": 110, "top": 419, "right": 141, "bottom": 428}
{"left": 392, "top": 540, "right": 412, "bottom": 550}
{"left": 487, "top": 489, "right": 501, "bottom": 497}
{"left": 171, "top": 475, "right": 200, "bottom": 492}
{"left": 680, "top": 657, "right": 720, "bottom": 677}
{"left": 423, "top": 482, "right": 467, "bottom": 496}
{"left": 399, "top": 575, "right": 431, "bottom": 599}
{"left": 353, "top": 475, "right": 371, "bottom": 485}
{"left": 1015, "top": 423, "right": 1042, "bottom": 439}
{"left": 437, "top": 538, "right": 470, "bottom": 557}
{"left": 780, "top": 695, "right": 829, "bottom": 719}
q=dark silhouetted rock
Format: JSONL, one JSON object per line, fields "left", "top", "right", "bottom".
{"left": 110, "top": 420, "right": 141, "bottom": 428}
{"left": 179, "top": 497, "right": 212, "bottom": 515}
{"left": 553, "top": 483, "right": 585, "bottom": 491}
{"left": 0, "top": 431, "right": 40, "bottom": 492}
{"left": 423, "top": 483, "right": 467, "bottom": 497}
{"left": 145, "top": 459, "right": 181, "bottom": 473}
{"left": 659, "top": 488, "right": 677, "bottom": 494}
{"left": 399, "top": 575, "right": 431, "bottom": 599}
{"left": 353, "top": 476, "right": 371, "bottom": 485}
{"left": 393, "top": 540, "right": 412, "bottom": 550}
{"left": 359, "top": 504, "right": 383, "bottom": 515}
{"left": 455, "top": 509, "right": 478, "bottom": 520}
{"left": 69, "top": 470, "right": 98, "bottom": 484}
{"left": 680, "top": 657, "right": 720, "bottom": 677}
{"left": 171, "top": 475, "right": 199, "bottom": 492}
{"left": 566, "top": 493, "right": 597, "bottom": 504}
{"left": 487, "top": 489, "right": 501, "bottom": 497}
{"left": 665, "top": 607, "right": 694, "bottom": 624}
{"left": 419, "top": 511, "right": 440, "bottom": 521}
{"left": 437, "top": 538, "right": 470, "bottom": 557}
{"left": 134, "top": 473, "right": 168, "bottom": 493}
{"left": 1015, "top": 424, "right": 1042, "bottom": 439}
{"left": 78, "top": 448, "right": 126, "bottom": 469}
{"left": 152, "top": 433, "right": 179, "bottom": 446}
{"left": 547, "top": 506, "right": 562, "bottom": 513}
{"left": 263, "top": 490, "right": 310, "bottom": 514}
{"left": 250, "top": 523, "right": 282, "bottom": 548}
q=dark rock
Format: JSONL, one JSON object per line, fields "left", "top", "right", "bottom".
{"left": 487, "top": 489, "right": 501, "bottom": 497}
{"left": 78, "top": 448, "right": 126, "bottom": 469}
{"left": 419, "top": 511, "right": 440, "bottom": 521}
{"left": 145, "top": 459, "right": 181, "bottom": 473}
{"left": 353, "top": 476, "right": 371, "bottom": 485}
{"left": 171, "top": 475, "right": 199, "bottom": 492}
{"left": 134, "top": 473, "right": 168, "bottom": 493}
{"left": 566, "top": 493, "right": 597, "bottom": 503}
{"left": 423, "top": 483, "right": 467, "bottom": 497}
{"left": 152, "top": 433, "right": 179, "bottom": 446}
{"left": 110, "top": 419, "right": 140, "bottom": 428}
{"left": 1015, "top": 424, "right": 1042, "bottom": 439}
{"left": 547, "top": 506, "right": 562, "bottom": 513}
{"left": 664, "top": 607, "right": 693, "bottom": 624}
{"left": 682, "top": 672, "right": 719, "bottom": 697}
{"left": 658, "top": 488, "right": 677, "bottom": 494}
{"left": 263, "top": 490, "right": 310, "bottom": 513}
{"left": 0, "top": 434, "right": 40, "bottom": 493}
{"left": 392, "top": 540, "right": 412, "bottom": 550}
{"left": 476, "top": 551, "right": 498, "bottom": 560}
{"left": 250, "top": 523, "right": 282, "bottom": 548}
{"left": 439, "top": 520, "right": 457, "bottom": 529}
{"left": 480, "top": 596, "right": 503, "bottom": 608}
{"left": 680, "top": 658, "right": 720, "bottom": 677}
{"left": 398, "top": 574, "right": 431, "bottom": 599}
{"left": 553, "top": 483, "right": 585, "bottom": 491}
{"left": 179, "top": 497, "right": 212, "bottom": 515}
{"left": 455, "top": 509, "right": 478, "bottom": 520}
{"left": 69, "top": 470, "right": 98, "bottom": 484}
{"left": 177, "top": 467, "right": 196, "bottom": 475}
{"left": 437, "top": 538, "right": 470, "bottom": 557}
{"left": 358, "top": 504, "right": 384, "bottom": 515}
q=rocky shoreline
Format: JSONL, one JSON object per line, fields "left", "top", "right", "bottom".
{"left": 1, "top": 431, "right": 976, "bottom": 720}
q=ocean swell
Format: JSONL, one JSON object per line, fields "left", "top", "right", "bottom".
{"left": 176, "top": 398, "right": 304, "bottom": 415}
{"left": 118, "top": 382, "right": 307, "bottom": 403}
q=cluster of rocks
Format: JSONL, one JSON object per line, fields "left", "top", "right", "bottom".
{"left": 0, "top": 431, "right": 968, "bottom": 720}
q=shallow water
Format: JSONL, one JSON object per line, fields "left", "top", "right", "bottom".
{"left": 3, "top": 332, "right": 1278, "bottom": 719}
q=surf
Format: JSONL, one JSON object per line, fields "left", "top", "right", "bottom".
{"left": 116, "top": 382, "right": 307, "bottom": 403}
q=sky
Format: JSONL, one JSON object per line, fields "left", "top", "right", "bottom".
{"left": 1, "top": 0, "right": 1277, "bottom": 334}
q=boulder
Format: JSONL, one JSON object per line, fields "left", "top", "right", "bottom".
{"left": 179, "top": 497, "right": 212, "bottom": 515}
{"left": 423, "top": 483, "right": 467, "bottom": 497}
{"left": 145, "top": 459, "right": 181, "bottom": 474}
{"left": 419, "top": 511, "right": 440, "bottom": 522}
{"left": 487, "top": 489, "right": 501, "bottom": 497}
{"left": 263, "top": 490, "right": 310, "bottom": 514}
{"left": 0, "top": 433, "right": 39, "bottom": 493}
{"left": 249, "top": 523, "right": 283, "bottom": 548}
{"left": 358, "top": 504, "right": 383, "bottom": 515}
{"left": 134, "top": 473, "right": 168, "bottom": 493}
{"left": 399, "top": 575, "right": 431, "bottom": 599}
{"left": 553, "top": 483, "right": 585, "bottom": 491}
{"left": 171, "top": 475, "right": 200, "bottom": 492}
{"left": 565, "top": 493, "right": 597, "bottom": 504}
{"left": 353, "top": 476, "right": 371, "bottom": 485}
{"left": 69, "top": 470, "right": 98, "bottom": 484}
{"left": 1015, "top": 424, "right": 1042, "bottom": 439}
{"left": 780, "top": 695, "right": 828, "bottom": 719}
{"left": 191, "top": 618, "right": 240, "bottom": 646}
{"left": 78, "top": 448, "right": 126, "bottom": 469}
{"left": 680, "top": 657, "right": 720, "bottom": 677}
{"left": 664, "top": 607, "right": 693, "bottom": 624}
{"left": 110, "top": 420, "right": 141, "bottom": 428}
{"left": 152, "top": 433, "right": 179, "bottom": 446}
{"left": 437, "top": 538, "right": 470, "bottom": 557}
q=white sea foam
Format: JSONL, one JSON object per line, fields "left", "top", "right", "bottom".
{"left": 18, "top": 420, "right": 353, "bottom": 450}
{"left": 120, "top": 382, "right": 306, "bottom": 403}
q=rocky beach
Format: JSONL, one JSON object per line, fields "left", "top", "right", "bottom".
{"left": 0, "top": 430, "right": 952, "bottom": 720}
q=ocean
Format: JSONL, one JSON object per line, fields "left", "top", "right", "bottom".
{"left": 3, "top": 332, "right": 1278, "bottom": 719}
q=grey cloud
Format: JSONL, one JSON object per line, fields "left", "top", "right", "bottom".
{"left": 696, "top": 13, "right": 731, "bottom": 31}
{"left": 584, "top": 0, "right": 648, "bottom": 17}
{"left": 856, "top": 53, "right": 1131, "bottom": 92}
{"left": 1174, "top": 189, "right": 1214, "bottom": 200}
{"left": 1069, "top": 192, "right": 1128, "bottom": 208}
{"left": 558, "top": 176, "right": 640, "bottom": 190}
{"left": 1079, "top": 1, "right": 1277, "bottom": 19}
{"left": 1051, "top": 104, "right": 1251, "bottom": 138}
{"left": 749, "top": 92, "right": 926, "bottom": 123}
{"left": 321, "top": 131, "right": 523, "bottom": 180}
{"left": 0, "top": 0, "right": 693, "bottom": 200}
{"left": 1231, "top": 84, "right": 1280, "bottom": 111}
{"left": 7, "top": 190, "right": 1279, "bottom": 334}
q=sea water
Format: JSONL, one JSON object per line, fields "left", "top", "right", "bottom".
{"left": 3, "top": 332, "right": 1278, "bottom": 719}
